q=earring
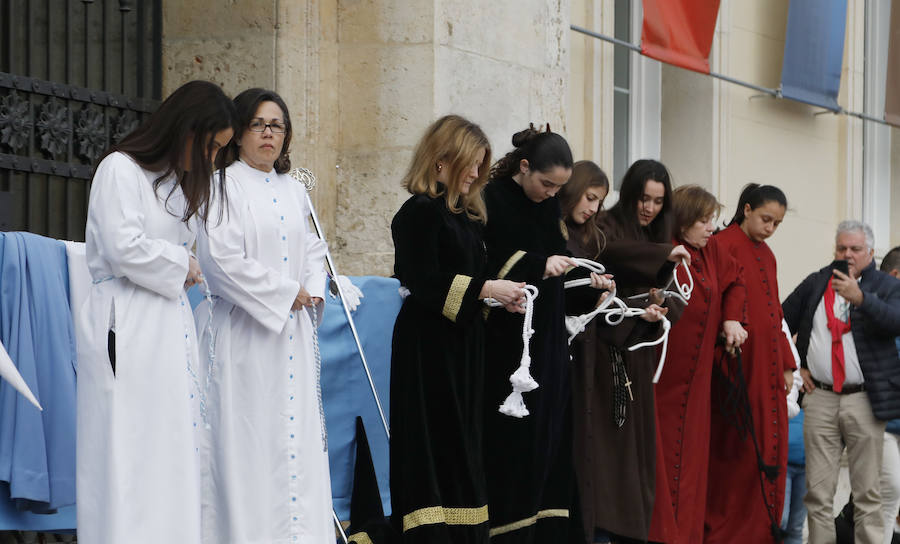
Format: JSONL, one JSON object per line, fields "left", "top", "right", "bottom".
{"left": 436, "top": 163, "right": 443, "bottom": 173}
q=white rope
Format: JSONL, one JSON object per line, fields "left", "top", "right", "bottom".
{"left": 562, "top": 258, "right": 683, "bottom": 383}
{"left": 628, "top": 258, "right": 693, "bottom": 304}
{"left": 485, "top": 284, "right": 540, "bottom": 418}
{"left": 671, "top": 258, "right": 693, "bottom": 301}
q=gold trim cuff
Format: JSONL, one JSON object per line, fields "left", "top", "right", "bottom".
{"left": 348, "top": 532, "right": 374, "bottom": 544}
{"left": 442, "top": 274, "right": 472, "bottom": 322}
{"left": 402, "top": 504, "right": 489, "bottom": 532}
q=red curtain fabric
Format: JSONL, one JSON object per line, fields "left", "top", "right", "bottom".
{"left": 641, "top": 0, "right": 722, "bottom": 74}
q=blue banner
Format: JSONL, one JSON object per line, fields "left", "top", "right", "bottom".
{"left": 320, "top": 276, "right": 399, "bottom": 519}
{"left": 780, "top": 0, "right": 848, "bottom": 111}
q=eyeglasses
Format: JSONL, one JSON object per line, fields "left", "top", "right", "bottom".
{"left": 248, "top": 118, "right": 286, "bottom": 134}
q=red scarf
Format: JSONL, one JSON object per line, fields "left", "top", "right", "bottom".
{"left": 823, "top": 277, "right": 852, "bottom": 392}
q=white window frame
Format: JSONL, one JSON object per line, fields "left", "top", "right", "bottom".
{"left": 863, "top": 0, "right": 892, "bottom": 256}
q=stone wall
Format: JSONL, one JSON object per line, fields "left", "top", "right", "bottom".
{"left": 163, "top": 0, "right": 570, "bottom": 276}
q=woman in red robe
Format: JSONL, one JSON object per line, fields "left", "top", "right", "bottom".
{"left": 704, "top": 184, "right": 796, "bottom": 543}
{"left": 650, "top": 186, "right": 747, "bottom": 543}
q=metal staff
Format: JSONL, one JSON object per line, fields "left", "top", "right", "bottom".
{"left": 333, "top": 509, "right": 349, "bottom": 544}
{"left": 290, "top": 167, "right": 391, "bottom": 440}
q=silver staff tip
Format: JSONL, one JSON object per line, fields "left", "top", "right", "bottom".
{"left": 288, "top": 167, "right": 318, "bottom": 191}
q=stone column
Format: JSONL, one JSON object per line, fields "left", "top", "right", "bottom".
{"left": 162, "top": 0, "right": 570, "bottom": 276}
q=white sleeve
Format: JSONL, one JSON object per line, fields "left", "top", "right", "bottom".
{"left": 302, "top": 232, "right": 328, "bottom": 300}
{"left": 88, "top": 154, "right": 189, "bottom": 299}
{"left": 782, "top": 318, "right": 803, "bottom": 418}
{"left": 196, "top": 178, "right": 300, "bottom": 333}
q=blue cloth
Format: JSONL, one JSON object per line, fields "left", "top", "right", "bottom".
{"left": 787, "top": 408, "right": 805, "bottom": 466}
{"left": 780, "top": 0, "right": 848, "bottom": 111}
{"left": 189, "top": 275, "right": 400, "bottom": 519}
{"left": 0, "top": 232, "right": 77, "bottom": 525}
{"left": 320, "top": 276, "right": 398, "bottom": 519}
{"left": 781, "top": 463, "right": 807, "bottom": 544}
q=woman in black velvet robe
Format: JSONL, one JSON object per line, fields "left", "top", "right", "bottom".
{"left": 389, "top": 115, "right": 526, "bottom": 544}
{"left": 481, "top": 125, "right": 577, "bottom": 543}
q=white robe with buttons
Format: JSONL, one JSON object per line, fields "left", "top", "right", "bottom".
{"left": 76, "top": 151, "right": 202, "bottom": 543}
{"left": 194, "top": 159, "right": 332, "bottom": 544}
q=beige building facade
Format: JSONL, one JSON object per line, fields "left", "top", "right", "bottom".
{"left": 570, "top": 0, "right": 900, "bottom": 293}
{"left": 163, "top": 0, "right": 898, "bottom": 293}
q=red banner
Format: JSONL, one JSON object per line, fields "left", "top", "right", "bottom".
{"left": 641, "top": 0, "right": 722, "bottom": 74}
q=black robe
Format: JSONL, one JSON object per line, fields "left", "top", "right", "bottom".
{"left": 481, "top": 176, "right": 572, "bottom": 543}
{"left": 389, "top": 194, "right": 490, "bottom": 544}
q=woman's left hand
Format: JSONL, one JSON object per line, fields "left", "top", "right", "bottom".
{"left": 589, "top": 273, "right": 615, "bottom": 291}
{"left": 292, "top": 287, "right": 320, "bottom": 311}
{"left": 721, "top": 320, "right": 748, "bottom": 352}
{"left": 640, "top": 304, "right": 668, "bottom": 322}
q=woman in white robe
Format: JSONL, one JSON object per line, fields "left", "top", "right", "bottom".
{"left": 76, "top": 80, "right": 237, "bottom": 544}
{"left": 194, "top": 88, "right": 333, "bottom": 543}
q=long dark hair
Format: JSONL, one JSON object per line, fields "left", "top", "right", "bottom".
{"left": 222, "top": 88, "right": 293, "bottom": 174}
{"left": 559, "top": 160, "right": 609, "bottom": 258}
{"left": 728, "top": 183, "right": 788, "bottom": 226}
{"left": 104, "top": 80, "right": 237, "bottom": 225}
{"left": 490, "top": 123, "right": 573, "bottom": 180}
{"left": 608, "top": 159, "right": 673, "bottom": 242}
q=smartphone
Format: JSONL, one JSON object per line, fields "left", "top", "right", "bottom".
{"left": 833, "top": 259, "right": 849, "bottom": 277}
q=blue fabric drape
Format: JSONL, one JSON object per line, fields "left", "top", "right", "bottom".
{"left": 780, "top": 0, "right": 848, "bottom": 111}
{"left": 320, "top": 276, "right": 398, "bottom": 519}
{"left": 0, "top": 232, "right": 77, "bottom": 526}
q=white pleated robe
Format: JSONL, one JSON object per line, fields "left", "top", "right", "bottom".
{"left": 194, "top": 159, "right": 332, "bottom": 544}
{"left": 76, "top": 152, "right": 202, "bottom": 543}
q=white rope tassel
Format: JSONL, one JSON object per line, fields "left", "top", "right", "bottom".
{"left": 486, "top": 284, "right": 540, "bottom": 418}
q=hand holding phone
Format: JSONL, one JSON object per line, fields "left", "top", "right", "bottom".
{"left": 833, "top": 259, "right": 849, "bottom": 277}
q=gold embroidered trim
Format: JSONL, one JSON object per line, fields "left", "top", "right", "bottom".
{"left": 497, "top": 250, "right": 526, "bottom": 279}
{"left": 488, "top": 508, "right": 570, "bottom": 537}
{"left": 348, "top": 532, "right": 374, "bottom": 544}
{"left": 402, "top": 504, "right": 489, "bottom": 532}
{"left": 442, "top": 274, "right": 472, "bottom": 322}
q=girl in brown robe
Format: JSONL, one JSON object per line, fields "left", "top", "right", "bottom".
{"left": 563, "top": 160, "right": 689, "bottom": 544}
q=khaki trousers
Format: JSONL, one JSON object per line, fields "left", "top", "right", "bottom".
{"left": 803, "top": 389, "right": 886, "bottom": 544}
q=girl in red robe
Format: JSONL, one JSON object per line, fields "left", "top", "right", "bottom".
{"left": 705, "top": 184, "right": 796, "bottom": 543}
{"left": 650, "top": 186, "right": 747, "bottom": 543}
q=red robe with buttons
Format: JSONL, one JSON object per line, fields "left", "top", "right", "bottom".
{"left": 648, "top": 236, "right": 745, "bottom": 544}
{"left": 703, "top": 223, "right": 795, "bottom": 543}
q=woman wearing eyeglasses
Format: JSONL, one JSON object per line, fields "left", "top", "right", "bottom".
{"left": 193, "top": 88, "right": 332, "bottom": 544}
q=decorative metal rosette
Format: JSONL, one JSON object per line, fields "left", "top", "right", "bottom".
{"left": 288, "top": 167, "right": 317, "bottom": 192}
{"left": 36, "top": 98, "right": 72, "bottom": 156}
{"left": 112, "top": 110, "right": 139, "bottom": 143}
{"left": 0, "top": 91, "right": 33, "bottom": 152}
{"left": 75, "top": 107, "right": 107, "bottom": 161}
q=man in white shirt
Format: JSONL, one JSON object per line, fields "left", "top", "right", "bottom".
{"left": 783, "top": 222, "right": 900, "bottom": 544}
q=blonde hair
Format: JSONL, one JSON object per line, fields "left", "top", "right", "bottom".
{"left": 402, "top": 115, "right": 491, "bottom": 223}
